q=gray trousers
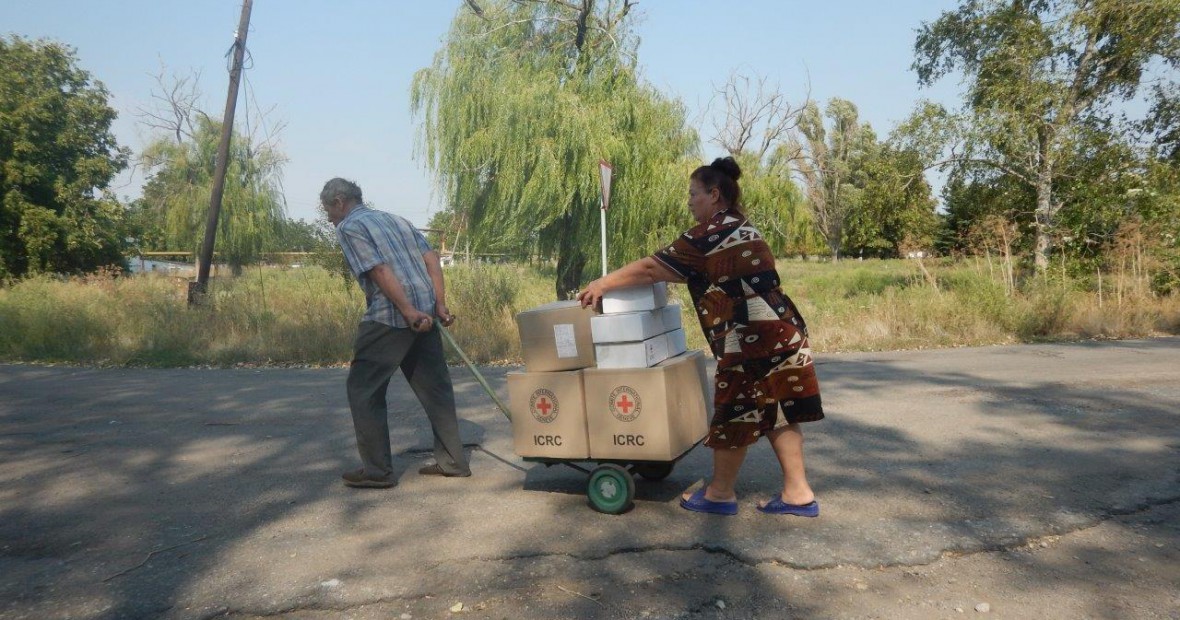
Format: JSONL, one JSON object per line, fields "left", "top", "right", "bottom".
{"left": 346, "top": 321, "right": 470, "bottom": 477}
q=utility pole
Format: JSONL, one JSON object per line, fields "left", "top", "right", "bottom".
{"left": 189, "top": 0, "right": 254, "bottom": 305}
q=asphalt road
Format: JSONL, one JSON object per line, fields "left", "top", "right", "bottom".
{"left": 1, "top": 338, "right": 1178, "bottom": 619}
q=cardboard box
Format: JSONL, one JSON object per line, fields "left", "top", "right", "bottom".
{"left": 655, "top": 303, "right": 683, "bottom": 333}
{"left": 602, "top": 282, "right": 668, "bottom": 314}
{"left": 591, "top": 303, "right": 684, "bottom": 344}
{"left": 664, "top": 327, "right": 687, "bottom": 357}
{"left": 594, "top": 332, "right": 670, "bottom": 369}
{"left": 583, "top": 350, "right": 711, "bottom": 461}
{"left": 515, "top": 301, "right": 597, "bottom": 372}
{"left": 591, "top": 310, "right": 660, "bottom": 344}
{"left": 507, "top": 370, "right": 590, "bottom": 459}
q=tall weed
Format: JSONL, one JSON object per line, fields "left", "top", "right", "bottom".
{"left": 1, "top": 259, "right": 1178, "bottom": 366}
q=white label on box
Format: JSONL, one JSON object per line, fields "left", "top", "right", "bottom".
{"left": 553, "top": 323, "right": 578, "bottom": 358}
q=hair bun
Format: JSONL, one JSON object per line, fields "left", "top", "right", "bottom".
{"left": 709, "top": 156, "right": 742, "bottom": 181}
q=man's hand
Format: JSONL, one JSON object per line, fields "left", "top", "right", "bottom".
{"left": 406, "top": 309, "right": 434, "bottom": 333}
{"left": 436, "top": 303, "right": 456, "bottom": 327}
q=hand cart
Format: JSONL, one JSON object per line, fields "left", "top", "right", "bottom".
{"left": 439, "top": 324, "right": 701, "bottom": 514}
{"left": 523, "top": 443, "right": 699, "bottom": 514}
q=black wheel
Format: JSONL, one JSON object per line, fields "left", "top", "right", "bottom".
{"left": 633, "top": 462, "right": 674, "bottom": 481}
{"left": 587, "top": 464, "right": 635, "bottom": 514}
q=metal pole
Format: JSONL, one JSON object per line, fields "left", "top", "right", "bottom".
{"left": 600, "top": 207, "right": 607, "bottom": 277}
{"left": 598, "top": 159, "right": 612, "bottom": 277}
{"left": 190, "top": 0, "right": 253, "bottom": 305}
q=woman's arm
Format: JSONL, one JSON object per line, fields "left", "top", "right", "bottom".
{"left": 577, "top": 256, "right": 683, "bottom": 309}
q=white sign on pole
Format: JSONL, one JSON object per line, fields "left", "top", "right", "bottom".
{"left": 599, "top": 159, "right": 613, "bottom": 211}
{"left": 598, "top": 160, "right": 613, "bottom": 276}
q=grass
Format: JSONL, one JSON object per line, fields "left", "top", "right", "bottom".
{"left": 1, "top": 259, "right": 1178, "bottom": 367}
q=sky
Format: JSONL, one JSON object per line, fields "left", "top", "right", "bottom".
{"left": 1, "top": 0, "right": 965, "bottom": 227}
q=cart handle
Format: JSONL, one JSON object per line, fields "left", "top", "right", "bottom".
{"left": 437, "top": 323, "right": 513, "bottom": 422}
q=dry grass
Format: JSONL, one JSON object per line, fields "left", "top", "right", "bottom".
{"left": 1, "top": 259, "right": 1177, "bottom": 367}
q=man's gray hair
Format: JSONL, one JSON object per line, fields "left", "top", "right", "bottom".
{"left": 320, "top": 178, "right": 363, "bottom": 206}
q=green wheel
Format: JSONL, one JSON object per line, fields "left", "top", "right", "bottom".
{"left": 587, "top": 464, "right": 635, "bottom": 514}
{"left": 634, "top": 462, "right": 674, "bottom": 481}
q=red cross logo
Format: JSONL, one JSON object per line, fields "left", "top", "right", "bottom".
{"left": 608, "top": 386, "right": 641, "bottom": 421}
{"left": 530, "top": 389, "right": 558, "bottom": 422}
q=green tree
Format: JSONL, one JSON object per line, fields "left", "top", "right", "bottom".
{"left": 138, "top": 114, "right": 286, "bottom": 274}
{"left": 0, "top": 36, "right": 129, "bottom": 278}
{"left": 940, "top": 171, "right": 1035, "bottom": 256}
{"left": 845, "top": 143, "right": 940, "bottom": 258}
{"left": 914, "top": 0, "right": 1180, "bottom": 271}
{"left": 788, "top": 98, "right": 876, "bottom": 260}
{"left": 1145, "top": 82, "right": 1180, "bottom": 164}
{"left": 412, "top": 0, "right": 698, "bottom": 298}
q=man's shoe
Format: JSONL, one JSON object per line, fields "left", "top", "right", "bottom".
{"left": 418, "top": 463, "right": 471, "bottom": 478}
{"left": 341, "top": 468, "right": 396, "bottom": 489}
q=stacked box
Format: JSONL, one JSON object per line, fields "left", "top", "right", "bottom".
{"left": 509, "top": 288, "right": 709, "bottom": 462}
{"left": 507, "top": 370, "right": 590, "bottom": 459}
{"left": 592, "top": 283, "right": 684, "bottom": 369}
{"left": 509, "top": 301, "right": 599, "bottom": 458}
{"left": 516, "top": 301, "right": 597, "bottom": 372}
{"left": 601, "top": 281, "right": 669, "bottom": 314}
{"left": 583, "top": 350, "right": 710, "bottom": 461}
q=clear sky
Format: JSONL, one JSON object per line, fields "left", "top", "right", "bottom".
{"left": 1, "top": 0, "right": 964, "bottom": 227}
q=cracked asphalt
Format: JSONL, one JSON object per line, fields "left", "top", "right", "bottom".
{"left": 1, "top": 338, "right": 1178, "bottom": 620}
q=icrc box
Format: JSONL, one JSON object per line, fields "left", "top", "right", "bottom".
{"left": 515, "top": 301, "right": 597, "bottom": 372}
{"left": 590, "top": 303, "right": 684, "bottom": 344}
{"left": 594, "top": 332, "right": 670, "bottom": 369}
{"left": 507, "top": 370, "right": 590, "bottom": 459}
{"left": 582, "top": 350, "right": 711, "bottom": 461}
{"left": 601, "top": 282, "right": 669, "bottom": 314}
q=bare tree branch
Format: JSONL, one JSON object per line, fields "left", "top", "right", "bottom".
{"left": 136, "top": 66, "right": 203, "bottom": 144}
{"left": 707, "top": 70, "right": 808, "bottom": 161}
{"left": 464, "top": 0, "right": 488, "bottom": 19}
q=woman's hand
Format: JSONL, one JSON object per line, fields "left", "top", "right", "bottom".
{"left": 576, "top": 278, "right": 607, "bottom": 309}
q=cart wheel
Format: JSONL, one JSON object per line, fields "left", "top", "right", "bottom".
{"left": 587, "top": 464, "right": 635, "bottom": 514}
{"left": 634, "top": 462, "right": 674, "bottom": 481}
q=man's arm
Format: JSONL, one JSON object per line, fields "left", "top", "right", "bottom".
{"left": 422, "top": 250, "right": 455, "bottom": 326}
{"left": 367, "top": 263, "right": 433, "bottom": 332}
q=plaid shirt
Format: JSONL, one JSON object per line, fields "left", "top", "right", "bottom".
{"left": 336, "top": 205, "right": 435, "bottom": 329}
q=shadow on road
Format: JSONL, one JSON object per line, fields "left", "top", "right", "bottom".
{"left": 0, "top": 338, "right": 1176, "bottom": 618}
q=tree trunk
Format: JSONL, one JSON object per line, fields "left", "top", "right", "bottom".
{"left": 1032, "top": 122, "right": 1057, "bottom": 273}
{"left": 1034, "top": 163, "right": 1053, "bottom": 273}
{"left": 555, "top": 248, "right": 586, "bottom": 301}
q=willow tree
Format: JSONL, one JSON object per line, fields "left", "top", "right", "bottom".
{"left": 914, "top": 0, "right": 1180, "bottom": 272}
{"left": 138, "top": 114, "right": 286, "bottom": 274}
{"left": 412, "top": 0, "right": 698, "bottom": 298}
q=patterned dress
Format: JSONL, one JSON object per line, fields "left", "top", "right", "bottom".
{"left": 652, "top": 208, "right": 824, "bottom": 449}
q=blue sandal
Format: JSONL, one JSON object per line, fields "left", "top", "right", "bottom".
{"left": 680, "top": 487, "right": 738, "bottom": 515}
{"left": 758, "top": 496, "right": 819, "bottom": 517}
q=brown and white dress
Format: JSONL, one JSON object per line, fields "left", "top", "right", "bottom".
{"left": 652, "top": 208, "right": 824, "bottom": 449}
